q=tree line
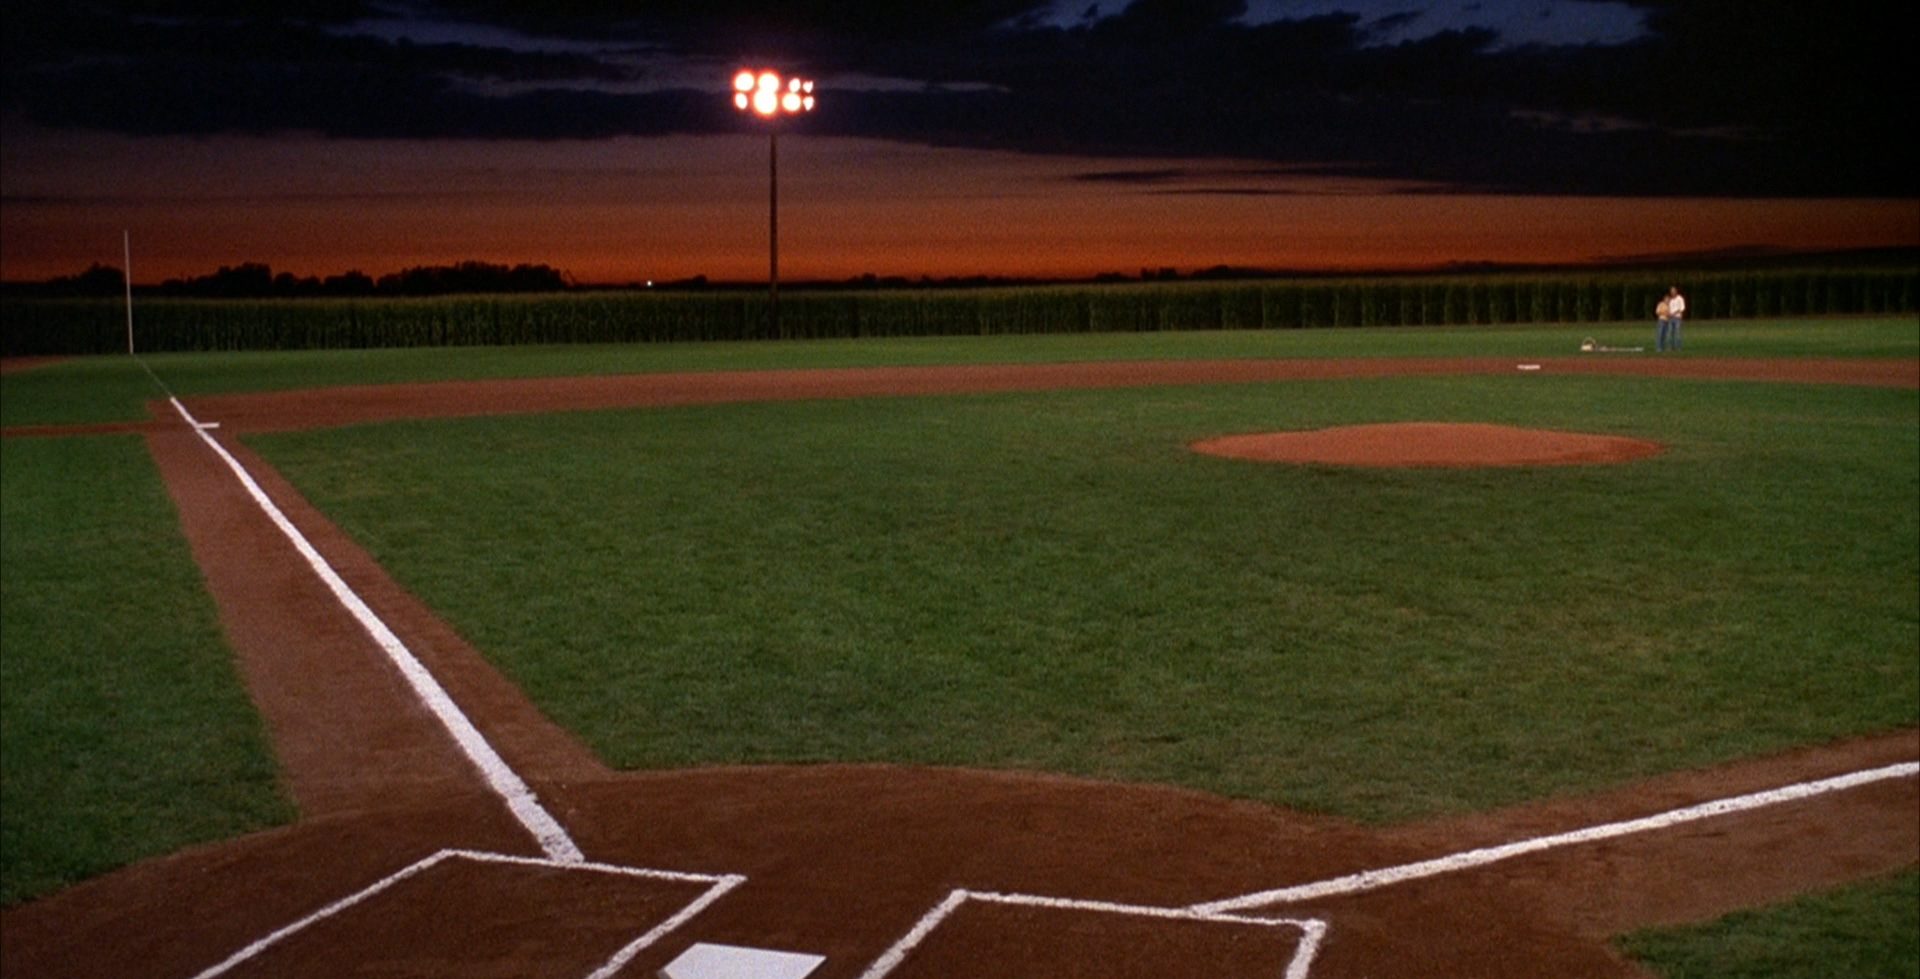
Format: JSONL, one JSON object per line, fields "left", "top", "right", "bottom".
{"left": 5, "top": 260, "right": 571, "bottom": 298}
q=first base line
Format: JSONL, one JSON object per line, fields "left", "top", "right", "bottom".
{"left": 856, "top": 758, "right": 1914, "bottom": 979}
{"left": 1192, "top": 759, "right": 1920, "bottom": 914}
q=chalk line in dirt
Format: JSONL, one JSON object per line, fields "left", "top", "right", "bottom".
{"left": 856, "top": 761, "right": 1913, "bottom": 979}
{"left": 856, "top": 889, "right": 1327, "bottom": 979}
{"left": 158, "top": 370, "right": 1916, "bottom": 979}
{"left": 169, "top": 391, "right": 762, "bottom": 979}
{"left": 168, "top": 396, "right": 583, "bottom": 863}
{"left": 185, "top": 849, "right": 744, "bottom": 979}
{"left": 1191, "top": 760, "right": 1920, "bottom": 915}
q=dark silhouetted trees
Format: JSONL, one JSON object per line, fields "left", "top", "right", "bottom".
{"left": 373, "top": 261, "right": 568, "bottom": 295}
{"left": 2, "top": 263, "right": 128, "bottom": 297}
{"left": 3, "top": 260, "right": 574, "bottom": 297}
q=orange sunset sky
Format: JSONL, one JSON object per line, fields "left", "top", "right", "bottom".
{"left": 6, "top": 3, "right": 1917, "bottom": 286}
{"left": 5, "top": 128, "right": 1914, "bottom": 286}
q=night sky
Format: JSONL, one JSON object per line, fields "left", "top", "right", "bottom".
{"left": 4, "top": 1, "right": 1915, "bottom": 284}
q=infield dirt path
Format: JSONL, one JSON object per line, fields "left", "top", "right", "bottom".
{"left": 3, "top": 356, "right": 1915, "bottom": 979}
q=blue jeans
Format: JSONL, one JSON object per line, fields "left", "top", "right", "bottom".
{"left": 1657, "top": 317, "right": 1682, "bottom": 351}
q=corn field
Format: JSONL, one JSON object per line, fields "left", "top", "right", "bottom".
{"left": 3, "top": 267, "right": 1914, "bottom": 356}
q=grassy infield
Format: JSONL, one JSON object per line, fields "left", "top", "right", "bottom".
{"left": 2, "top": 318, "right": 1915, "bottom": 973}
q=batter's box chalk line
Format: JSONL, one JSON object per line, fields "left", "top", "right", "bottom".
{"left": 857, "top": 759, "right": 1917, "bottom": 979}
{"left": 170, "top": 391, "right": 1918, "bottom": 979}
{"left": 177, "top": 766, "right": 1917, "bottom": 979}
{"left": 858, "top": 888, "right": 1327, "bottom": 979}
{"left": 187, "top": 848, "right": 745, "bottom": 979}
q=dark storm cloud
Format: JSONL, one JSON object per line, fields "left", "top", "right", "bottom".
{"left": 3, "top": 0, "right": 665, "bottom": 139}
{"left": 4, "top": 0, "right": 1913, "bottom": 196}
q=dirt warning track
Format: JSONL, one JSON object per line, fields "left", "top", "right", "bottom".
{"left": 2, "top": 356, "right": 1915, "bottom": 978}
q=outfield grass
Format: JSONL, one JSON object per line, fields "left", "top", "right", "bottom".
{"left": 249, "top": 373, "right": 1919, "bottom": 821}
{"left": 1, "top": 319, "right": 1912, "bottom": 909}
{"left": 4, "top": 316, "right": 1913, "bottom": 428}
{"left": 0, "top": 356, "right": 172, "bottom": 427}
{"left": 0, "top": 437, "right": 293, "bottom": 905}
{"left": 1622, "top": 870, "right": 1919, "bottom": 979}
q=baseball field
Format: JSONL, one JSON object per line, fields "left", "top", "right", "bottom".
{"left": 2, "top": 317, "right": 1915, "bottom": 977}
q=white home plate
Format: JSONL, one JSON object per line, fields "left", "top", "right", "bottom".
{"left": 661, "top": 942, "right": 825, "bottom": 979}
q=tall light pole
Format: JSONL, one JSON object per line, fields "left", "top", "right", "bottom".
{"left": 733, "top": 69, "right": 815, "bottom": 338}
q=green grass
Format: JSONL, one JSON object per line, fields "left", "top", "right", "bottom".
{"left": 1, "top": 320, "right": 1913, "bottom": 909}
{"left": 249, "top": 374, "right": 1919, "bottom": 821}
{"left": 1622, "top": 871, "right": 1920, "bottom": 979}
{"left": 0, "top": 437, "right": 293, "bottom": 905}
{"left": 4, "top": 316, "right": 1913, "bottom": 428}
{"left": 0, "top": 356, "right": 173, "bottom": 427}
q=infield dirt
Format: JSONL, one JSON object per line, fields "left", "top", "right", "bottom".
{"left": 2, "top": 355, "right": 1914, "bottom": 978}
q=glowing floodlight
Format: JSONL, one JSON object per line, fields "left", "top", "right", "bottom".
{"left": 728, "top": 68, "right": 819, "bottom": 338}
{"left": 733, "top": 69, "right": 816, "bottom": 119}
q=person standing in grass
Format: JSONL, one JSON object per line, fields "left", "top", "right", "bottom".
{"left": 1655, "top": 294, "right": 1671, "bottom": 350}
{"left": 1658, "top": 285, "right": 1686, "bottom": 351}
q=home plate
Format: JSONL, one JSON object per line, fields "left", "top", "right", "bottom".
{"left": 661, "top": 942, "right": 825, "bottom": 979}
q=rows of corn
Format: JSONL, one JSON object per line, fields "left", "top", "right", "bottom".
{"left": 4, "top": 267, "right": 1913, "bottom": 355}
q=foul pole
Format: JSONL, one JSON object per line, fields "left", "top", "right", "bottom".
{"left": 123, "top": 230, "right": 135, "bottom": 355}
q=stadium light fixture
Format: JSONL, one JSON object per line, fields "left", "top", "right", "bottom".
{"left": 732, "top": 68, "right": 815, "bottom": 336}
{"left": 733, "top": 69, "right": 816, "bottom": 118}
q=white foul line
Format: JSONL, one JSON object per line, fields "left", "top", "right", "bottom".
{"left": 186, "top": 849, "right": 742, "bottom": 979}
{"left": 857, "top": 888, "right": 1327, "bottom": 979}
{"left": 1192, "top": 760, "right": 1920, "bottom": 915}
{"left": 852, "top": 760, "right": 1918, "bottom": 979}
{"left": 168, "top": 397, "right": 582, "bottom": 863}
{"left": 164, "top": 384, "right": 1915, "bottom": 977}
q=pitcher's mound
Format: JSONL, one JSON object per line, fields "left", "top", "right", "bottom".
{"left": 1191, "top": 422, "right": 1664, "bottom": 468}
